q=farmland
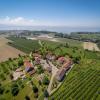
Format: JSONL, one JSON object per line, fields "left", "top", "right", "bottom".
{"left": 57, "top": 38, "right": 82, "bottom": 47}
{"left": 83, "top": 42, "right": 100, "bottom": 51}
{"left": 0, "top": 37, "right": 25, "bottom": 62}
{"left": 49, "top": 50, "right": 100, "bottom": 100}
{"left": 0, "top": 36, "right": 100, "bottom": 100}
{"left": 7, "top": 37, "right": 40, "bottom": 53}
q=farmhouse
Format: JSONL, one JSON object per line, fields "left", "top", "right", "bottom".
{"left": 56, "top": 68, "right": 65, "bottom": 81}
{"left": 24, "top": 60, "right": 35, "bottom": 75}
{"left": 56, "top": 58, "right": 72, "bottom": 81}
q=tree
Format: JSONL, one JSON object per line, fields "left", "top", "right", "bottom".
{"left": 11, "top": 83, "right": 19, "bottom": 96}
{"left": 25, "top": 95, "right": 30, "bottom": 100}
{"left": 18, "top": 59, "right": 23, "bottom": 66}
{"left": 65, "top": 42, "right": 69, "bottom": 48}
{"left": 30, "top": 80, "right": 34, "bottom": 86}
{"left": 18, "top": 54, "right": 21, "bottom": 57}
{"left": 38, "top": 80, "right": 42, "bottom": 85}
{"left": 8, "top": 58, "right": 12, "bottom": 61}
{"left": 9, "top": 74, "right": 13, "bottom": 80}
{"left": 37, "top": 65, "right": 44, "bottom": 74}
{"left": 32, "top": 86, "right": 38, "bottom": 93}
{"left": 43, "top": 76, "right": 50, "bottom": 85}
{"left": 44, "top": 89, "right": 49, "bottom": 98}
{"left": 32, "top": 85, "right": 38, "bottom": 98}
{"left": 73, "top": 56, "right": 80, "bottom": 64}
{"left": 0, "top": 86, "right": 5, "bottom": 95}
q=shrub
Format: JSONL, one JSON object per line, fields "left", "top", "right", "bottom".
{"left": 44, "top": 89, "right": 49, "bottom": 97}
{"left": 25, "top": 95, "right": 30, "bottom": 100}
{"left": 43, "top": 76, "right": 50, "bottom": 85}
{"left": 11, "top": 83, "right": 19, "bottom": 96}
{"left": 0, "top": 86, "right": 5, "bottom": 95}
{"left": 18, "top": 59, "right": 23, "bottom": 66}
{"left": 32, "top": 86, "right": 38, "bottom": 93}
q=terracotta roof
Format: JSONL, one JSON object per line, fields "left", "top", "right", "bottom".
{"left": 58, "top": 57, "right": 66, "bottom": 63}
{"left": 24, "top": 60, "right": 33, "bottom": 68}
{"left": 62, "top": 61, "right": 71, "bottom": 68}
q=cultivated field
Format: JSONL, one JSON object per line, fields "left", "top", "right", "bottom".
{"left": 0, "top": 36, "right": 100, "bottom": 100}
{"left": 7, "top": 37, "right": 40, "bottom": 53}
{"left": 49, "top": 50, "right": 100, "bottom": 100}
{"left": 83, "top": 42, "right": 100, "bottom": 51}
{"left": 0, "top": 37, "right": 25, "bottom": 62}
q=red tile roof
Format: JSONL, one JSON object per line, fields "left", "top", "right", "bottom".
{"left": 24, "top": 60, "right": 33, "bottom": 68}
{"left": 58, "top": 57, "right": 66, "bottom": 63}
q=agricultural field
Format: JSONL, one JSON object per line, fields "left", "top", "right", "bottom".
{"left": 49, "top": 50, "right": 100, "bottom": 100}
{"left": 0, "top": 37, "right": 25, "bottom": 62}
{"left": 70, "top": 33, "right": 100, "bottom": 40}
{"left": 56, "top": 38, "right": 82, "bottom": 47}
{"left": 7, "top": 37, "right": 40, "bottom": 53}
{"left": 83, "top": 42, "right": 100, "bottom": 51}
{"left": 0, "top": 36, "right": 100, "bottom": 100}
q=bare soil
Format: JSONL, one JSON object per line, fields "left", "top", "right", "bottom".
{"left": 0, "top": 37, "right": 25, "bottom": 62}
{"left": 83, "top": 42, "right": 100, "bottom": 51}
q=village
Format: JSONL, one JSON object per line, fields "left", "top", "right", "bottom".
{"left": 12, "top": 47, "right": 73, "bottom": 98}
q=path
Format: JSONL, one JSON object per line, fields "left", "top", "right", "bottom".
{"left": 47, "top": 61, "right": 58, "bottom": 94}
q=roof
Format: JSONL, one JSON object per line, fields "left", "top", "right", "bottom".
{"left": 62, "top": 60, "right": 71, "bottom": 68}
{"left": 58, "top": 57, "right": 66, "bottom": 62}
{"left": 24, "top": 60, "right": 33, "bottom": 68}
{"left": 56, "top": 68, "right": 65, "bottom": 81}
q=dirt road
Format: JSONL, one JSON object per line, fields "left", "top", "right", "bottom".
{"left": 0, "top": 37, "right": 25, "bottom": 62}
{"left": 83, "top": 42, "right": 100, "bottom": 51}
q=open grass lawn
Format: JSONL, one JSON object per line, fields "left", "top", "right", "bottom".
{"left": 7, "top": 37, "right": 40, "bottom": 53}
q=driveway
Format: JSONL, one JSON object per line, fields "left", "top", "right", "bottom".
{"left": 47, "top": 61, "right": 58, "bottom": 94}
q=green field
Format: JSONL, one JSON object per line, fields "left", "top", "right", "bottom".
{"left": 7, "top": 37, "right": 40, "bottom": 53}
{"left": 70, "top": 33, "right": 100, "bottom": 40}
{"left": 49, "top": 50, "right": 100, "bottom": 100}
{"left": 57, "top": 38, "right": 82, "bottom": 47}
{"left": 0, "top": 37, "right": 100, "bottom": 100}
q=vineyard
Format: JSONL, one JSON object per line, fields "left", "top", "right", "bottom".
{"left": 7, "top": 37, "right": 40, "bottom": 53}
{"left": 49, "top": 58, "right": 100, "bottom": 100}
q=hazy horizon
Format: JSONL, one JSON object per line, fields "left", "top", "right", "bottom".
{"left": 0, "top": 25, "right": 100, "bottom": 33}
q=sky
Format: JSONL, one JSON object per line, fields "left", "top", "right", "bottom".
{"left": 0, "top": 0, "right": 100, "bottom": 31}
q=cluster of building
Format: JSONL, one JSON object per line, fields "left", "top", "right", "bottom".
{"left": 13, "top": 51, "right": 73, "bottom": 83}
{"left": 56, "top": 57, "right": 73, "bottom": 81}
